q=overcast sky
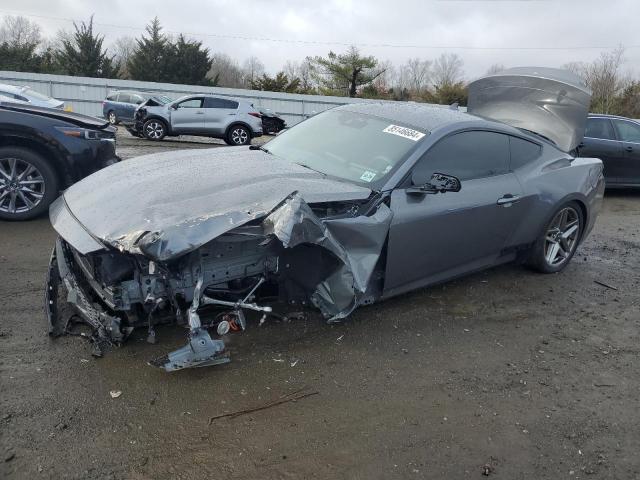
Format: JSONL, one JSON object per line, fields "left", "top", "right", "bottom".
{"left": 1, "top": 0, "right": 638, "bottom": 79}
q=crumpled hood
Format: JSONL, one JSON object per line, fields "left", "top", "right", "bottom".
{"left": 52, "top": 147, "right": 372, "bottom": 261}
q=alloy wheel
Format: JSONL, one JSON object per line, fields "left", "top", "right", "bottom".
{"left": 108, "top": 111, "right": 117, "bottom": 124}
{"left": 544, "top": 206, "right": 580, "bottom": 267}
{"left": 0, "top": 157, "right": 46, "bottom": 215}
{"left": 231, "top": 127, "right": 249, "bottom": 145}
{"left": 145, "top": 121, "right": 164, "bottom": 140}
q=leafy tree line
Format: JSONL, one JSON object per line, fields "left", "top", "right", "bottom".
{"left": 0, "top": 14, "right": 638, "bottom": 115}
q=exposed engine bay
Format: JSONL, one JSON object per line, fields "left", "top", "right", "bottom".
{"left": 47, "top": 193, "right": 392, "bottom": 371}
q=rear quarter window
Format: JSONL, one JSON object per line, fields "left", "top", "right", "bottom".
{"left": 509, "top": 136, "right": 541, "bottom": 170}
{"left": 106, "top": 94, "right": 118, "bottom": 101}
{"left": 205, "top": 97, "right": 239, "bottom": 109}
{"left": 585, "top": 118, "right": 616, "bottom": 140}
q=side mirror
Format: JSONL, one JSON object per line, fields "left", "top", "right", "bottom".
{"left": 171, "top": 103, "right": 179, "bottom": 110}
{"left": 407, "top": 172, "right": 461, "bottom": 195}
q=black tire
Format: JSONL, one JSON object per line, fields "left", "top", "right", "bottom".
{"left": 0, "top": 147, "right": 60, "bottom": 221}
{"left": 107, "top": 110, "right": 118, "bottom": 125}
{"left": 143, "top": 119, "right": 167, "bottom": 141}
{"left": 527, "top": 201, "right": 584, "bottom": 273}
{"left": 225, "top": 125, "right": 251, "bottom": 146}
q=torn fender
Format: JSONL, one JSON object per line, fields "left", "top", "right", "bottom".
{"left": 264, "top": 193, "right": 392, "bottom": 320}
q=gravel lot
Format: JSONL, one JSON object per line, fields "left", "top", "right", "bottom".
{"left": 1, "top": 129, "right": 639, "bottom": 479}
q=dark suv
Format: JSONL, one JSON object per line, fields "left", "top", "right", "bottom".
{"left": 578, "top": 114, "right": 640, "bottom": 187}
{"left": 0, "top": 102, "right": 118, "bottom": 220}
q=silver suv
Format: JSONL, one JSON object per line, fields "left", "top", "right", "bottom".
{"left": 135, "top": 94, "right": 263, "bottom": 145}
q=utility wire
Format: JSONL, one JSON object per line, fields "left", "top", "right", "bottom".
{"left": 0, "top": 8, "right": 637, "bottom": 51}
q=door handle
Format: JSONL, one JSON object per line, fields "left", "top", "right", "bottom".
{"left": 195, "top": 111, "right": 205, "bottom": 115}
{"left": 497, "top": 194, "right": 521, "bottom": 206}
{"left": 625, "top": 146, "right": 633, "bottom": 152}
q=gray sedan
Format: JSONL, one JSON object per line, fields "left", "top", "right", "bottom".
{"left": 47, "top": 68, "right": 604, "bottom": 371}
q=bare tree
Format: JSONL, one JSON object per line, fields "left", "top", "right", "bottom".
{"left": 486, "top": 63, "right": 505, "bottom": 75}
{"left": 111, "top": 36, "right": 136, "bottom": 78}
{"left": 566, "top": 46, "right": 627, "bottom": 114}
{"left": 0, "top": 15, "right": 41, "bottom": 47}
{"left": 208, "top": 53, "right": 244, "bottom": 87}
{"left": 432, "top": 53, "right": 464, "bottom": 90}
{"left": 586, "top": 47, "right": 626, "bottom": 114}
{"left": 405, "top": 58, "right": 431, "bottom": 94}
{"left": 282, "top": 59, "right": 314, "bottom": 92}
{"left": 242, "top": 56, "right": 265, "bottom": 87}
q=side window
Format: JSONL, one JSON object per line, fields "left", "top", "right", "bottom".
{"left": 205, "top": 97, "right": 239, "bottom": 109}
{"left": 177, "top": 98, "right": 204, "bottom": 108}
{"left": 613, "top": 120, "right": 640, "bottom": 143}
{"left": 106, "top": 93, "right": 118, "bottom": 101}
{"left": 413, "top": 131, "right": 510, "bottom": 182}
{"left": 118, "top": 93, "right": 131, "bottom": 103}
{"left": 585, "top": 118, "right": 615, "bottom": 140}
{"left": 509, "top": 136, "right": 541, "bottom": 170}
{"left": 131, "top": 94, "right": 144, "bottom": 105}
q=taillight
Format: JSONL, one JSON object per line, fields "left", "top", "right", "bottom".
{"left": 248, "top": 112, "right": 262, "bottom": 118}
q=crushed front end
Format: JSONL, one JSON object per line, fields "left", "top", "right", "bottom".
{"left": 46, "top": 193, "right": 392, "bottom": 371}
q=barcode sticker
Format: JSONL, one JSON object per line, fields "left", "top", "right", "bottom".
{"left": 383, "top": 124, "right": 426, "bottom": 141}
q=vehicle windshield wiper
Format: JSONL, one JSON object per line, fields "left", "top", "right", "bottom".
{"left": 295, "top": 163, "right": 326, "bottom": 177}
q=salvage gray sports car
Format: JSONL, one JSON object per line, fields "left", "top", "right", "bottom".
{"left": 46, "top": 68, "right": 604, "bottom": 371}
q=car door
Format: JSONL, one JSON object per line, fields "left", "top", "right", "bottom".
{"left": 579, "top": 117, "right": 624, "bottom": 185}
{"left": 115, "top": 93, "right": 130, "bottom": 119}
{"left": 170, "top": 97, "right": 205, "bottom": 133}
{"left": 611, "top": 118, "right": 640, "bottom": 185}
{"left": 384, "top": 130, "right": 527, "bottom": 296}
{"left": 203, "top": 97, "right": 239, "bottom": 135}
{"left": 122, "top": 94, "right": 143, "bottom": 122}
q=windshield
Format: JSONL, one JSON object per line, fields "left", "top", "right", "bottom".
{"left": 265, "top": 109, "right": 427, "bottom": 187}
{"left": 24, "top": 88, "right": 53, "bottom": 101}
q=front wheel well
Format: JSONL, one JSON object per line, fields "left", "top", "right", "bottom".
{"left": 0, "top": 135, "right": 69, "bottom": 187}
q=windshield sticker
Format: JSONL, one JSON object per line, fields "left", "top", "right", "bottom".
{"left": 360, "top": 170, "right": 377, "bottom": 182}
{"left": 383, "top": 124, "right": 425, "bottom": 141}
{"left": 382, "top": 165, "right": 393, "bottom": 175}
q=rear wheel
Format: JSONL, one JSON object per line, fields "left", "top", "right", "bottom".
{"left": 225, "top": 125, "right": 251, "bottom": 146}
{"left": 107, "top": 110, "right": 117, "bottom": 125}
{"left": 0, "top": 147, "right": 59, "bottom": 221}
{"left": 143, "top": 119, "right": 166, "bottom": 141}
{"left": 527, "top": 202, "right": 584, "bottom": 273}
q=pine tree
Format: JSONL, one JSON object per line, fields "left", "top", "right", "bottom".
{"left": 56, "top": 16, "right": 118, "bottom": 78}
{"left": 308, "top": 47, "right": 385, "bottom": 97}
{"left": 127, "top": 18, "right": 168, "bottom": 82}
{"left": 164, "top": 35, "right": 213, "bottom": 85}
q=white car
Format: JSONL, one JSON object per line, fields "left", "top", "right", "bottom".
{"left": 0, "top": 84, "right": 64, "bottom": 109}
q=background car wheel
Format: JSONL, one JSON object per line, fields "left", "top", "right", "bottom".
{"left": 107, "top": 110, "right": 118, "bottom": 125}
{"left": 527, "top": 201, "right": 584, "bottom": 273}
{"left": 143, "top": 119, "right": 166, "bottom": 141}
{"left": 0, "top": 147, "right": 59, "bottom": 221}
{"left": 226, "top": 125, "right": 251, "bottom": 146}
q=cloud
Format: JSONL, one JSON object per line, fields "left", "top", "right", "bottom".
{"left": 2, "top": 0, "right": 638, "bottom": 78}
